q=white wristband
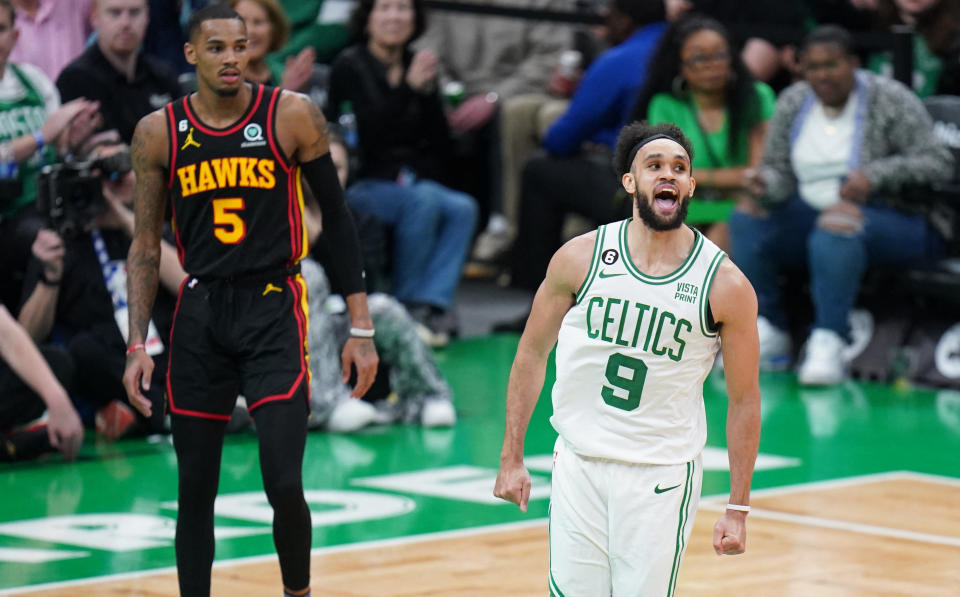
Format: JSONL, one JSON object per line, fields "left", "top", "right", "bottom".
{"left": 726, "top": 503, "right": 751, "bottom": 513}
{"left": 350, "top": 326, "right": 375, "bottom": 338}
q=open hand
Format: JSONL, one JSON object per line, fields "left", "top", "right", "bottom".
{"left": 65, "top": 101, "right": 102, "bottom": 154}
{"left": 281, "top": 47, "right": 316, "bottom": 91}
{"left": 405, "top": 49, "right": 438, "bottom": 93}
{"left": 341, "top": 337, "right": 379, "bottom": 398}
{"left": 41, "top": 99, "right": 97, "bottom": 147}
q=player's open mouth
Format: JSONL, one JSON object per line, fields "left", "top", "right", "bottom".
{"left": 653, "top": 183, "right": 679, "bottom": 210}
{"left": 220, "top": 71, "right": 241, "bottom": 83}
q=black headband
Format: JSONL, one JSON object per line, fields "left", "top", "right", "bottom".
{"left": 627, "top": 133, "right": 685, "bottom": 168}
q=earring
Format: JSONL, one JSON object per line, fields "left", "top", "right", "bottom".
{"left": 672, "top": 75, "right": 688, "bottom": 97}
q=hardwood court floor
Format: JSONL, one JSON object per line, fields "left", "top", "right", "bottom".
{"left": 2, "top": 336, "right": 959, "bottom": 595}
{"left": 17, "top": 473, "right": 960, "bottom": 596}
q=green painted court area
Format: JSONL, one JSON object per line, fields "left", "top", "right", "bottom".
{"left": 1, "top": 334, "right": 959, "bottom": 592}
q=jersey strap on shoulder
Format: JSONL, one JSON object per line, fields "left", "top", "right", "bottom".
{"left": 575, "top": 221, "right": 612, "bottom": 304}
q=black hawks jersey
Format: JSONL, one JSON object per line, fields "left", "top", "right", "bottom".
{"left": 165, "top": 83, "right": 308, "bottom": 279}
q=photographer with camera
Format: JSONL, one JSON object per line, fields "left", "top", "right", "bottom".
{"left": 0, "top": 0, "right": 100, "bottom": 311}
{"left": 18, "top": 133, "right": 185, "bottom": 438}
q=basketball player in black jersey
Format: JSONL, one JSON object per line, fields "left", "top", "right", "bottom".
{"left": 121, "top": 5, "right": 378, "bottom": 597}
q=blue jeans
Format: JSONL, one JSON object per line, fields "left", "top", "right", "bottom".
{"left": 729, "top": 196, "right": 944, "bottom": 335}
{"left": 346, "top": 178, "right": 478, "bottom": 310}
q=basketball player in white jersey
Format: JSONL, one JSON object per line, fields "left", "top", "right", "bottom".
{"left": 494, "top": 121, "right": 761, "bottom": 596}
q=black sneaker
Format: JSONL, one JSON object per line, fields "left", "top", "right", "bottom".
{"left": 0, "top": 426, "right": 54, "bottom": 462}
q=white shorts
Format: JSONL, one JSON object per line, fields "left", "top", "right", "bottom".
{"left": 548, "top": 437, "right": 703, "bottom": 597}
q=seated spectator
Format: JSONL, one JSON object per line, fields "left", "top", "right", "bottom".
{"left": 0, "top": 0, "right": 99, "bottom": 311}
{"left": 8, "top": 0, "right": 93, "bottom": 82}
{"left": 307, "top": 125, "right": 392, "bottom": 293}
{"left": 56, "top": 0, "right": 181, "bottom": 143}
{"left": 231, "top": 129, "right": 457, "bottom": 433}
{"left": 415, "top": 0, "right": 577, "bottom": 259}
{"left": 668, "top": 0, "right": 808, "bottom": 91}
{"left": 326, "top": 0, "right": 478, "bottom": 346}
{"left": 632, "top": 14, "right": 776, "bottom": 251}
{"left": 302, "top": 258, "right": 457, "bottom": 431}
{"left": 230, "top": 0, "right": 316, "bottom": 91}
{"left": 867, "top": 0, "right": 960, "bottom": 97}
{"left": 0, "top": 304, "right": 83, "bottom": 462}
{"left": 18, "top": 135, "right": 184, "bottom": 437}
{"left": 507, "top": 0, "right": 667, "bottom": 292}
{"left": 730, "top": 25, "right": 953, "bottom": 385}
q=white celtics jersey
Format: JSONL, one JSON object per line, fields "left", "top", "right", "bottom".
{"left": 550, "top": 219, "right": 726, "bottom": 465}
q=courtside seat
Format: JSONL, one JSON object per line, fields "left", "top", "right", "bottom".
{"left": 896, "top": 95, "right": 960, "bottom": 306}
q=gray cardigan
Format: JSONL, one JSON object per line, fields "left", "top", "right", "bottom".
{"left": 760, "top": 70, "right": 954, "bottom": 224}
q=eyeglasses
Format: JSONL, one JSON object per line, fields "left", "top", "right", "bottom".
{"left": 682, "top": 51, "right": 731, "bottom": 70}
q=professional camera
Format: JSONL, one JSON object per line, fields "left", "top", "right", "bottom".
{"left": 35, "top": 149, "right": 132, "bottom": 239}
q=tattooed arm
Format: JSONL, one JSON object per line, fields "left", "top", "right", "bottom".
{"left": 121, "top": 110, "right": 169, "bottom": 417}
{"left": 277, "top": 91, "right": 378, "bottom": 398}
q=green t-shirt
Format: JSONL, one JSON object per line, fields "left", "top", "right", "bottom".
{"left": 647, "top": 81, "right": 776, "bottom": 223}
{"left": 0, "top": 64, "right": 58, "bottom": 217}
{"left": 868, "top": 34, "right": 942, "bottom": 98}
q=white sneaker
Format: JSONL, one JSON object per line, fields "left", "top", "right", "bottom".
{"left": 414, "top": 322, "right": 450, "bottom": 348}
{"left": 327, "top": 399, "right": 377, "bottom": 432}
{"left": 420, "top": 399, "right": 457, "bottom": 427}
{"left": 757, "top": 316, "right": 792, "bottom": 370}
{"left": 798, "top": 328, "right": 846, "bottom": 386}
{"left": 471, "top": 214, "right": 514, "bottom": 262}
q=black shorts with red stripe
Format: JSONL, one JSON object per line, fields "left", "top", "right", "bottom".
{"left": 166, "top": 265, "right": 310, "bottom": 420}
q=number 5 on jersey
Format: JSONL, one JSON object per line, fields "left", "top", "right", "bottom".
{"left": 212, "top": 197, "right": 246, "bottom": 244}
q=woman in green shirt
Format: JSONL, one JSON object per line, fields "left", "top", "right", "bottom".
{"left": 631, "top": 14, "right": 776, "bottom": 250}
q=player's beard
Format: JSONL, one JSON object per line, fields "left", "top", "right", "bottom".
{"left": 214, "top": 85, "right": 240, "bottom": 97}
{"left": 633, "top": 189, "right": 688, "bottom": 231}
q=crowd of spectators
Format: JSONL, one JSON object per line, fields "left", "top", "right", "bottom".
{"left": 1, "top": 0, "right": 958, "bottom": 461}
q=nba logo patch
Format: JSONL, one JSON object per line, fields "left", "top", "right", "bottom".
{"left": 178, "top": 119, "right": 188, "bottom": 132}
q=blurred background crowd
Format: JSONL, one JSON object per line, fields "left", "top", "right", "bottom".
{"left": 1, "top": 0, "right": 958, "bottom": 462}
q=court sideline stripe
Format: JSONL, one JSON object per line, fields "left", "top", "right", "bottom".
{"left": 4, "top": 470, "right": 958, "bottom": 594}
{"left": 0, "top": 518, "right": 550, "bottom": 595}
{"left": 696, "top": 502, "right": 960, "bottom": 548}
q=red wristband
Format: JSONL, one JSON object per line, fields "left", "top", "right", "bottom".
{"left": 126, "top": 343, "right": 145, "bottom": 356}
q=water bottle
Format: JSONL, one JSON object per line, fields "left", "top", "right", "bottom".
{"left": 558, "top": 50, "right": 583, "bottom": 80}
{"left": 553, "top": 50, "right": 583, "bottom": 97}
{"left": 443, "top": 81, "right": 466, "bottom": 109}
{"left": 338, "top": 101, "right": 359, "bottom": 150}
